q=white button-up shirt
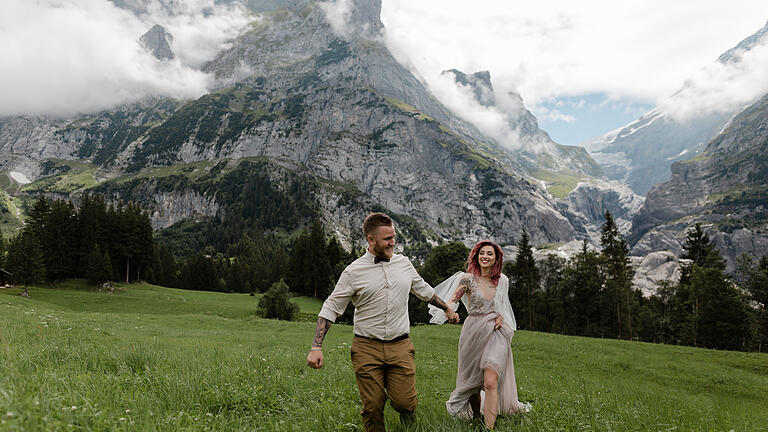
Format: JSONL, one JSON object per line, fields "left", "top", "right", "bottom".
{"left": 318, "top": 250, "right": 436, "bottom": 341}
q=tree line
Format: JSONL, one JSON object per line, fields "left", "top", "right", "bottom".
{"left": 499, "top": 213, "right": 766, "bottom": 352}
{"left": 6, "top": 194, "right": 765, "bottom": 352}
{"left": 3, "top": 195, "right": 153, "bottom": 295}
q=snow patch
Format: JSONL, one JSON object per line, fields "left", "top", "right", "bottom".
{"left": 667, "top": 149, "right": 689, "bottom": 160}
{"left": 9, "top": 171, "right": 31, "bottom": 184}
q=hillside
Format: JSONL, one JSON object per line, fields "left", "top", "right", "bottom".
{"left": 631, "top": 92, "right": 768, "bottom": 269}
{"left": 1, "top": 282, "right": 766, "bottom": 430}
{"left": 582, "top": 20, "right": 768, "bottom": 195}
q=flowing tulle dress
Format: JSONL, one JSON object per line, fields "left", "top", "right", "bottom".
{"left": 445, "top": 274, "right": 527, "bottom": 417}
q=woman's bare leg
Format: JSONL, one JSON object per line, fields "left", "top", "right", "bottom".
{"left": 469, "top": 391, "right": 481, "bottom": 420}
{"left": 483, "top": 368, "right": 499, "bottom": 429}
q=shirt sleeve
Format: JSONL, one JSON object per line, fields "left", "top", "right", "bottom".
{"left": 408, "top": 260, "right": 436, "bottom": 301}
{"left": 318, "top": 270, "right": 354, "bottom": 322}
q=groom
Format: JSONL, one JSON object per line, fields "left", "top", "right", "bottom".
{"left": 306, "top": 212, "right": 459, "bottom": 432}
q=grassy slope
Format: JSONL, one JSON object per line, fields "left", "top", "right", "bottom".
{"left": 1, "top": 283, "right": 766, "bottom": 431}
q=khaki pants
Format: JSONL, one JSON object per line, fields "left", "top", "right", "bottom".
{"left": 350, "top": 335, "right": 418, "bottom": 432}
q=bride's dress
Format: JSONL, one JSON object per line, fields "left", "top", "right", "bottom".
{"left": 431, "top": 272, "right": 529, "bottom": 417}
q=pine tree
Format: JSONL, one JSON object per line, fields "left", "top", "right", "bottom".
{"left": 287, "top": 228, "right": 312, "bottom": 295}
{"left": 674, "top": 223, "right": 748, "bottom": 349}
{"left": 688, "top": 266, "right": 749, "bottom": 350}
{"left": 151, "top": 242, "right": 178, "bottom": 287}
{"left": 6, "top": 231, "right": 46, "bottom": 297}
{"left": 41, "top": 199, "right": 76, "bottom": 280}
{"left": 739, "top": 255, "right": 768, "bottom": 352}
{"left": 307, "top": 220, "right": 332, "bottom": 298}
{"left": 506, "top": 229, "right": 540, "bottom": 330}
{"left": 86, "top": 245, "right": 113, "bottom": 286}
{"left": 680, "top": 223, "right": 725, "bottom": 284}
{"left": 559, "top": 240, "right": 603, "bottom": 336}
{"left": 25, "top": 196, "right": 50, "bottom": 241}
{"left": 600, "top": 211, "right": 636, "bottom": 339}
{"left": 538, "top": 254, "right": 566, "bottom": 333}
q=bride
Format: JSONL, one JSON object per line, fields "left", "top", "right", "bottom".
{"left": 429, "top": 240, "right": 531, "bottom": 429}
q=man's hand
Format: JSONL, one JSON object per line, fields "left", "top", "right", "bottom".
{"left": 307, "top": 349, "right": 324, "bottom": 369}
{"left": 493, "top": 314, "right": 503, "bottom": 331}
{"left": 445, "top": 306, "right": 460, "bottom": 324}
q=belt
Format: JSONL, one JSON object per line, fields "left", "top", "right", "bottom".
{"left": 354, "top": 333, "right": 409, "bottom": 343}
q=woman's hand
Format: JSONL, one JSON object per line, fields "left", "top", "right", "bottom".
{"left": 493, "top": 314, "right": 503, "bottom": 331}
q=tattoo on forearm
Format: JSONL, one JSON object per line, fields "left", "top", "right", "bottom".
{"left": 429, "top": 295, "right": 450, "bottom": 312}
{"left": 312, "top": 317, "right": 332, "bottom": 347}
{"left": 450, "top": 287, "right": 466, "bottom": 304}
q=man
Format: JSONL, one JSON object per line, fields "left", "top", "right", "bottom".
{"left": 306, "top": 212, "right": 460, "bottom": 432}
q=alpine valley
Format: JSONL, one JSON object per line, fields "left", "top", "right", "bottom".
{"left": 0, "top": 0, "right": 766, "bottom": 287}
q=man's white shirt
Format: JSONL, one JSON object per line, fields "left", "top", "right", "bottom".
{"left": 318, "top": 250, "right": 435, "bottom": 341}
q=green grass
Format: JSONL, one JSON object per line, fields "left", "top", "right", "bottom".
{"left": 1, "top": 282, "right": 767, "bottom": 431}
{"left": 529, "top": 169, "right": 586, "bottom": 198}
{"left": 20, "top": 160, "right": 99, "bottom": 194}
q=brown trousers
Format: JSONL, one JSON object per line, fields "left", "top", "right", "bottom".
{"left": 350, "top": 335, "right": 418, "bottom": 432}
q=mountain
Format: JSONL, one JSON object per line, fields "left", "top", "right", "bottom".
{"left": 582, "top": 20, "right": 768, "bottom": 196}
{"left": 630, "top": 92, "right": 768, "bottom": 270}
{"left": 442, "top": 69, "right": 603, "bottom": 184}
{"left": 0, "top": 0, "right": 595, "bottom": 251}
{"left": 139, "top": 24, "right": 174, "bottom": 61}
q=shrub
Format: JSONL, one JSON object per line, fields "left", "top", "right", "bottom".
{"left": 257, "top": 279, "right": 299, "bottom": 321}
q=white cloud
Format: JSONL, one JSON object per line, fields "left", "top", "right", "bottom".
{"left": 319, "top": 0, "right": 353, "bottom": 38}
{"left": 0, "top": 0, "right": 251, "bottom": 117}
{"left": 532, "top": 107, "right": 576, "bottom": 124}
{"left": 381, "top": 0, "right": 768, "bottom": 119}
{"left": 659, "top": 42, "right": 768, "bottom": 121}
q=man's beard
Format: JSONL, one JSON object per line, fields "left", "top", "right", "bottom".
{"left": 373, "top": 244, "right": 392, "bottom": 258}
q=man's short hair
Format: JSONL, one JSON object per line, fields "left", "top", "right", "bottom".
{"left": 362, "top": 212, "right": 393, "bottom": 237}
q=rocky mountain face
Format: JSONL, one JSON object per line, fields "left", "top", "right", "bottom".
{"left": 443, "top": 69, "right": 602, "bottom": 178}
{"left": 631, "top": 92, "right": 768, "bottom": 271}
{"left": 0, "top": 0, "right": 594, "bottom": 250}
{"left": 583, "top": 20, "right": 768, "bottom": 196}
{"left": 139, "top": 24, "right": 174, "bottom": 61}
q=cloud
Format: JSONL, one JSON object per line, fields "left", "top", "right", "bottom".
{"left": 0, "top": 0, "right": 251, "bottom": 117}
{"left": 658, "top": 42, "right": 768, "bottom": 121}
{"left": 532, "top": 107, "right": 576, "bottom": 124}
{"left": 319, "top": 0, "right": 353, "bottom": 38}
{"left": 429, "top": 72, "right": 524, "bottom": 149}
{"left": 381, "top": 0, "right": 768, "bottom": 114}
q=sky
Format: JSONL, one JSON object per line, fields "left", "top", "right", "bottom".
{"left": 380, "top": 1, "right": 768, "bottom": 145}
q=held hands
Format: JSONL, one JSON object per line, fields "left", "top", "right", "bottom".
{"left": 493, "top": 314, "right": 503, "bottom": 331}
{"left": 445, "top": 306, "right": 460, "bottom": 324}
{"left": 307, "top": 348, "right": 324, "bottom": 369}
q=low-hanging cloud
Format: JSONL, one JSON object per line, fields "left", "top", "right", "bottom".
{"left": 319, "top": 0, "right": 353, "bottom": 38}
{"left": 658, "top": 42, "right": 768, "bottom": 121}
{"left": 428, "top": 71, "right": 543, "bottom": 152}
{"left": 0, "top": 0, "right": 251, "bottom": 118}
{"left": 381, "top": 0, "right": 768, "bottom": 128}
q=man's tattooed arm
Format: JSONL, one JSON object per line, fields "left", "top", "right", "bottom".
{"left": 428, "top": 294, "right": 451, "bottom": 312}
{"left": 312, "top": 317, "right": 333, "bottom": 348}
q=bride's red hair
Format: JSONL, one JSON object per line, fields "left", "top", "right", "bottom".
{"left": 465, "top": 240, "right": 504, "bottom": 286}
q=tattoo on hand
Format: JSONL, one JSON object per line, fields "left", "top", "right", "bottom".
{"left": 312, "top": 317, "right": 332, "bottom": 347}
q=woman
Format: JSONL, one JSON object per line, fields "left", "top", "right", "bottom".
{"left": 429, "top": 240, "right": 531, "bottom": 429}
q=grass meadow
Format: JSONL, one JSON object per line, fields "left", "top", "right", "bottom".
{"left": 1, "top": 282, "right": 767, "bottom": 431}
